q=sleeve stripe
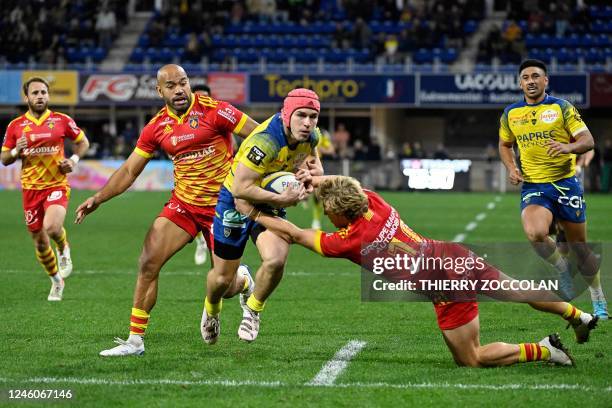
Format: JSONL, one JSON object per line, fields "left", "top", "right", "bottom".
{"left": 571, "top": 126, "right": 589, "bottom": 137}
{"left": 134, "top": 147, "right": 153, "bottom": 158}
{"left": 74, "top": 131, "right": 85, "bottom": 143}
{"left": 313, "top": 230, "right": 324, "bottom": 255}
{"left": 233, "top": 114, "right": 248, "bottom": 134}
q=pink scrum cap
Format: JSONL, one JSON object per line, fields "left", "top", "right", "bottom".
{"left": 281, "top": 88, "right": 320, "bottom": 128}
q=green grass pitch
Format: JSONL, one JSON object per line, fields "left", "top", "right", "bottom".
{"left": 0, "top": 189, "right": 610, "bottom": 406}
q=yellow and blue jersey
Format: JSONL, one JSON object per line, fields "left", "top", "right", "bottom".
{"left": 224, "top": 113, "right": 319, "bottom": 191}
{"left": 499, "top": 94, "right": 588, "bottom": 183}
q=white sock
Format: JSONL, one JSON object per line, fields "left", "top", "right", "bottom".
{"left": 128, "top": 334, "right": 143, "bottom": 345}
{"left": 589, "top": 286, "right": 606, "bottom": 302}
{"left": 50, "top": 274, "right": 62, "bottom": 284}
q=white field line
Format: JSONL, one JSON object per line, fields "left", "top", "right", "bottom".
{"left": 453, "top": 196, "right": 502, "bottom": 242}
{"left": 0, "top": 377, "right": 609, "bottom": 393}
{"left": 308, "top": 340, "right": 367, "bottom": 386}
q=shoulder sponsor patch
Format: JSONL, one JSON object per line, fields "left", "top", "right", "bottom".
{"left": 217, "top": 107, "right": 237, "bottom": 124}
{"left": 247, "top": 146, "right": 266, "bottom": 165}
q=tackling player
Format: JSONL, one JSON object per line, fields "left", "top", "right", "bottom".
{"left": 498, "top": 59, "right": 608, "bottom": 319}
{"left": 236, "top": 176, "right": 599, "bottom": 367}
{"left": 75, "top": 65, "right": 258, "bottom": 356}
{"left": 1, "top": 77, "right": 90, "bottom": 301}
{"left": 201, "top": 88, "right": 323, "bottom": 345}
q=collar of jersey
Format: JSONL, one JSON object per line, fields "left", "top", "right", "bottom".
{"left": 523, "top": 93, "right": 549, "bottom": 107}
{"left": 25, "top": 109, "right": 51, "bottom": 126}
{"left": 166, "top": 96, "right": 195, "bottom": 124}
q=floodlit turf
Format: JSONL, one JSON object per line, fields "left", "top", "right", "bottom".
{"left": 0, "top": 190, "right": 610, "bottom": 406}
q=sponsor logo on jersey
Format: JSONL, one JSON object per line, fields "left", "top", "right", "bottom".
{"left": 217, "top": 107, "right": 237, "bottom": 124}
{"left": 172, "top": 146, "right": 216, "bottom": 161}
{"left": 163, "top": 124, "right": 173, "bottom": 134}
{"left": 22, "top": 145, "right": 60, "bottom": 156}
{"left": 170, "top": 133, "right": 195, "bottom": 146}
{"left": 540, "top": 109, "right": 559, "bottom": 124}
{"left": 247, "top": 146, "right": 266, "bottom": 165}
{"left": 29, "top": 133, "right": 52, "bottom": 142}
{"left": 23, "top": 125, "right": 32, "bottom": 132}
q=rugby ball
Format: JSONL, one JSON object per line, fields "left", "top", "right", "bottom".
{"left": 260, "top": 171, "right": 301, "bottom": 194}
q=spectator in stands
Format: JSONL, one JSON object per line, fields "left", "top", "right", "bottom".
{"left": 120, "top": 122, "right": 138, "bottom": 149}
{"left": 184, "top": 33, "right": 202, "bottom": 63}
{"left": 383, "top": 34, "right": 400, "bottom": 64}
{"left": 412, "top": 141, "right": 427, "bottom": 159}
{"left": 333, "top": 123, "right": 351, "bottom": 159}
{"left": 230, "top": 1, "right": 246, "bottom": 25}
{"left": 332, "top": 21, "right": 351, "bottom": 50}
{"left": 95, "top": 6, "right": 117, "bottom": 49}
{"left": 149, "top": 18, "right": 166, "bottom": 47}
{"left": 433, "top": 143, "right": 450, "bottom": 160}
{"left": 352, "top": 17, "right": 372, "bottom": 50}
{"left": 351, "top": 140, "right": 369, "bottom": 161}
{"left": 367, "top": 141, "right": 382, "bottom": 161}
{"left": 554, "top": 1, "right": 571, "bottom": 38}
{"left": 399, "top": 142, "right": 413, "bottom": 159}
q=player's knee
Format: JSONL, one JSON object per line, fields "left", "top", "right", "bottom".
{"left": 44, "top": 223, "right": 62, "bottom": 238}
{"left": 261, "top": 256, "right": 286, "bottom": 274}
{"left": 524, "top": 226, "right": 548, "bottom": 242}
{"left": 138, "top": 254, "right": 162, "bottom": 279}
{"left": 211, "top": 271, "right": 234, "bottom": 289}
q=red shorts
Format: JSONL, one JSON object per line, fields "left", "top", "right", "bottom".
{"left": 158, "top": 193, "right": 215, "bottom": 248}
{"left": 433, "top": 301, "right": 479, "bottom": 331}
{"left": 22, "top": 186, "right": 70, "bottom": 232}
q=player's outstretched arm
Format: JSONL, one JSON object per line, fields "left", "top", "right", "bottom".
{"left": 75, "top": 151, "right": 149, "bottom": 224}
{"left": 235, "top": 199, "right": 318, "bottom": 251}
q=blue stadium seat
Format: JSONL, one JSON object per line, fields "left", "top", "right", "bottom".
{"left": 441, "top": 48, "right": 458, "bottom": 63}
{"left": 131, "top": 47, "right": 145, "bottom": 63}
{"left": 464, "top": 20, "right": 478, "bottom": 34}
{"left": 414, "top": 48, "right": 433, "bottom": 64}
{"left": 138, "top": 34, "right": 150, "bottom": 47}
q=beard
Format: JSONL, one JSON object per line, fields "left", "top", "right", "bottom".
{"left": 28, "top": 99, "right": 48, "bottom": 114}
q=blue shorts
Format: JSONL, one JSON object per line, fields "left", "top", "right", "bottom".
{"left": 520, "top": 176, "right": 586, "bottom": 223}
{"left": 213, "top": 186, "right": 286, "bottom": 260}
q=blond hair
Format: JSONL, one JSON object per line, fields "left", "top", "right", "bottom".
{"left": 315, "top": 176, "right": 368, "bottom": 221}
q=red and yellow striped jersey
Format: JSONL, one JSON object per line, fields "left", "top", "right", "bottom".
{"left": 134, "top": 95, "right": 247, "bottom": 206}
{"left": 2, "top": 110, "right": 84, "bottom": 190}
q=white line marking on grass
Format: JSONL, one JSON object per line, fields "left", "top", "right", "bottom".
{"left": 475, "top": 213, "right": 487, "bottom": 221}
{"left": 452, "top": 233, "right": 466, "bottom": 243}
{"left": 308, "top": 340, "right": 367, "bottom": 386}
{"left": 465, "top": 222, "right": 478, "bottom": 231}
{"left": 454, "top": 197, "right": 502, "bottom": 242}
{"left": 0, "top": 377, "right": 609, "bottom": 393}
